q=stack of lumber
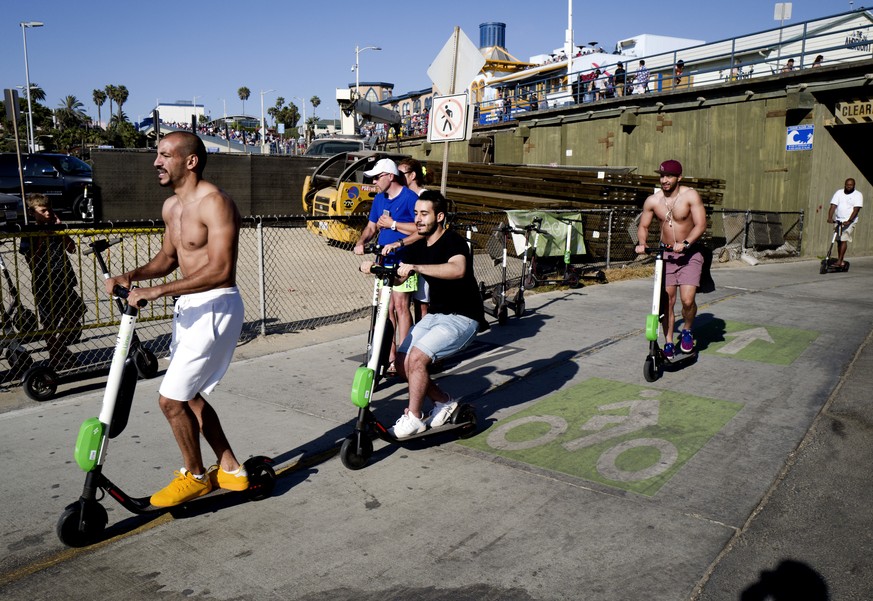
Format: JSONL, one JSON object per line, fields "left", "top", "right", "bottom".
{"left": 426, "top": 162, "right": 725, "bottom": 212}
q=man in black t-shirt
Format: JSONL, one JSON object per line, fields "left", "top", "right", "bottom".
{"left": 376, "top": 190, "right": 485, "bottom": 439}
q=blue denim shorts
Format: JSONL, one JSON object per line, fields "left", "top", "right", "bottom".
{"left": 398, "top": 312, "right": 478, "bottom": 361}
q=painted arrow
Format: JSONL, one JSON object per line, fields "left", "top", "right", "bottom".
{"left": 717, "top": 327, "right": 775, "bottom": 354}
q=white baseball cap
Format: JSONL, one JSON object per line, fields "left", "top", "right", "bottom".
{"left": 363, "top": 158, "right": 399, "bottom": 178}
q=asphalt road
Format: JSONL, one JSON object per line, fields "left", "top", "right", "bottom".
{"left": 1, "top": 257, "right": 871, "bottom": 600}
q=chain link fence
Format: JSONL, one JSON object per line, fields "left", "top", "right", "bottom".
{"left": 0, "top": 208, "right": 804, "bottom": 392}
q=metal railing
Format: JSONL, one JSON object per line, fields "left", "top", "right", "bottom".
{"left": 0, "top": 208, "right": 803, "bottom": 390}
{"left": 472, "top": 9, "right": 871, "bottom": 120}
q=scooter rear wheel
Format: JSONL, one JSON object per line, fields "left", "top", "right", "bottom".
{"left": 340, "top": 434, "right": 373, "bottom": 470}
{"left": 22, "top": 365, "right": 58, "bottom": 401}
{"left": 57, "top": 501, "right": 108, "bottom": 547}
{"left": 242, "top": 457, "right": 277, "bottom": 501}
{"left": 134, "top": 347, "right": 159, "bottom": 379}
{"left": 454, "top": 404, "right": 478, "bottom": 439}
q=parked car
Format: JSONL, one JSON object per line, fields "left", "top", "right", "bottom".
{"left": 0, "top": 193, "right": 21, "bottom": 227}
{"left": 303, "top": 138, "right": 366, "bottom": 158}
{"left": 0, "top": 153, "right": 98, "bottom": 222}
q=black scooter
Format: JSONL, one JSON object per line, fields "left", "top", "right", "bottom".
{"left": 20, "top": 238, "right": 160, "bottom": 402}
{"left": 820, "top": 221, "right": 850, "bottom": 274}
{"left": 643, "top": 244, "right": 698, "bottom": 382}
{"left": 340, "top": 257, "right": 477, "bottom": 470}
{"left": 481, "top": 219, "right": 540, "bottom": 325}
{"left": 57, "top": 285, "right": 275, "bottom": 547}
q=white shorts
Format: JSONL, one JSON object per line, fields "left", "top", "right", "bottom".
{"left": 840, "top": 222, "right": 856, "bottom": 243}
{"left": 159, "top": 287, "right": 244, "bottom": 401}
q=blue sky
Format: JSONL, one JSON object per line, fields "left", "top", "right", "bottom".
{"left": 2, "top": 0, "right": 849, "bottom": 125}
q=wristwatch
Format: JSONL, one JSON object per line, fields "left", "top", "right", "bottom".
{"left": 391, "top": 220, "right": 397, "bottom": 231}
{"left": 683, "top": 239, "right": 691, "bottom": 246}
{"left": 399, "top": 239, "right": 405, "bottom": 247}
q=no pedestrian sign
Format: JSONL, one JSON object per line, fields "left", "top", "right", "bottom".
{"left": 428, "top": 94, "right": 469, "bottom": 143}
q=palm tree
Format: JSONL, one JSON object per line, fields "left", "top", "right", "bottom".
{"left": 109, "top": 110, "right": 129, "bottom": 128}
{"left": 105, "top": 85, "right": 117, "bottom": 119}
{"left": 55, "top": 95, "right": 87, "bottom": 130}
{"left": 114, "top": 85, "right": 129, "bottom": 120}
{"left": 310, "top": 95, "right": 321, "bottom": 117}
{"left": 238, "top": 86, "right": 250, "bottom": 116}
{"left": 305, "top": 115, "right": 319, "bottom": 138}
{"left": 92, "top": 89, "right": 106, "bottom": 127}
{"left": 23, "top": 83, "right": 46, "bottom": 102}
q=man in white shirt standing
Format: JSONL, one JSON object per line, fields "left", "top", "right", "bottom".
{"left": 828, "top": 177, "right": 863, "bottom": 268}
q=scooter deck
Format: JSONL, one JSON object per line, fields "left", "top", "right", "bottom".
{"left": 100, "top": 457, "right": 276, "bottom": 514}
{"left": 822, "top": 258, "right": 850, "bottom": 273}
{"left": 663, "top": 349, "right": 698, "bottom": 364}
{"left": 372, "top": 406, "right": 476, "bottom": 443}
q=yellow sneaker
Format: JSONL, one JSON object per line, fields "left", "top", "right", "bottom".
{"left": 207, "top": 464, "right": 250, "bottom": 492}
{"left": 150, "top": 468, "right": 213, "bottom": 507}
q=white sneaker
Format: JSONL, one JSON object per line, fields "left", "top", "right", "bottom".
{"left": 428, "top": 398, "right": 458, "bottom": 428}
{"left": 389, "top": 411, "right": 426, "bottom": 439}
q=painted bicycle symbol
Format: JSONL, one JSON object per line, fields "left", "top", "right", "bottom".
{"left": 486, "top": 390, "right": 678, "bottom": 482}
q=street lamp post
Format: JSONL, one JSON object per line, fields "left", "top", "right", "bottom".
{"left": 259, "top": 89, "right": 274, "bottom": 154}
{"left": 354, "top": 44, "right": 381, "bottom": 129}
{"left": 20, "top": 21, "right": 44, "bottom": 153}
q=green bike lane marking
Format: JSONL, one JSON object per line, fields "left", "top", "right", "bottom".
{"left": 460, "top": 378, "right": 741, "bottom": 496}
{"left": 697, "top": 320, "right": 818, "bottom": 365}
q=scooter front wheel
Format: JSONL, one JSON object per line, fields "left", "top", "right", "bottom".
{"left": 22, "top": 365, "right": 58, "bottom": 401}
{"left": 340, "top": 434, "right": 373, "bottom": 470}
{"left": 513, "top": 297, "right": 525, "bottom": 318}
{"left": 643, "top": 355, "right": 660, "bottom": 382}
{"left": 819, "top": 260, "right": 828, "bottom": 275}
{"left": 57, "top": 501, "right": 108, "bottom": 547}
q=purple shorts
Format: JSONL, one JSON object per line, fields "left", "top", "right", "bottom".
{"left": 664, "top": 250, "right": 703, "bottom": 287}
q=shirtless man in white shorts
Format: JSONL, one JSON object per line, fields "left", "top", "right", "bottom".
{"left": 635, "top": 160, "right": 707, "bottom": 358}
{"left": 105, "top": 131, "right": 248, "bottom": 507}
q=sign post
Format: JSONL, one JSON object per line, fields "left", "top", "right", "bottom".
{"left": 427, "top": 27, "right": 486, "bottom": 196}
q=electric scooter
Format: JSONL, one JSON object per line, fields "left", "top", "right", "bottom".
{"left": 523, "top": 214, "right": 605, "bottom": 290}
{"left": 643, "top": 244, "right": 698, "bottom": 382}
{"left": 57, "top": 285, "right": 275, "bottom": 547}
{"left": 20, "top": 238, "right": 160, "bottom": 402}
{"left": 820, "top": 221, "right": 850, "bottom": 274}
{"left": 340, "top": 258, "right": 478, "bottom": 470}
{"left": 481, "top": 219, "right": 541, "bottom": 325}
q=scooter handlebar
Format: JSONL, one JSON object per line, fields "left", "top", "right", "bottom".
{"left": 643, "top": 243, "right": 675, "bottom": 254}
{"left": 84, "top": 237, "right": 123, "bottom": 256}
{"left": 369, "top": 263, "right": 400, "bottom": 278}
{"left": 112, "top": 285, "right": 148, "bottom": 307}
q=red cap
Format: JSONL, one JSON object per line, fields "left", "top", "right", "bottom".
{"left": 656, "top": 160, "right": 683, "bottom": 176}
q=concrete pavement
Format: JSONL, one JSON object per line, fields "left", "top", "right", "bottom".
{"left": 1, "top": 257, "right": 872, "bottom": 600}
